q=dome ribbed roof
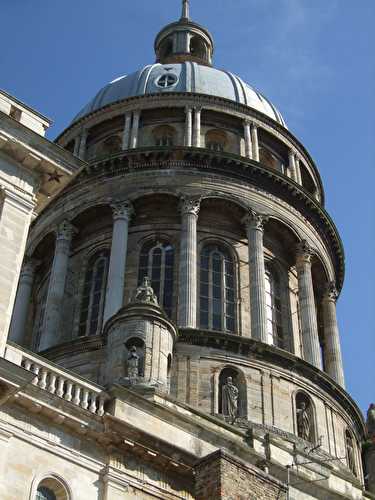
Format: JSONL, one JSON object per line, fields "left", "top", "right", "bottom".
{"left": 72, "top": 62, "right": 286, "bottom": 127}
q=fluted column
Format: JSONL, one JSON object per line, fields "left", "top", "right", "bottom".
{"left": 244, "top": 210, "right": 268, "bottom": 342}
{"left": 288, "top": 150, "right": 297, "bottom": 181}
{"left": 178, "top": 196, "right": 201, "bottom": 328}
{"left": 193, "top": 107, "right": 201, "bottom": 147}
{"left": 244, "top": 120, "right": 252, "bottom": 159}
{"left": 295, "top": 154, "right": 302, "bottom": 185}
{"left": 103, "top": 201, "right": 134, "bottom": 324}
{"left": 296, "top": 241, "right": 322, "bottom": 369}
{"left": 130, "top": 110, "right": 141, "bottom": 149}
{"left": 322, "top": 282, "right": 345, "bottom": 387}
{"left": 41, "top": 221, "right": 75, "bottom": 350}
{"left": 9, "top": 258, "right": 39, "bottom": 344}
{"left": 185, "top": 106, "right": 193, "bottom": 147}
{"left": 122, "top": 112, "right": 132, "bottom": 150}
{"left": 251, "top": 123, "right": 259, "bottom": 161}
{"left": 78, "top": 130, "right": 88, "bottom": 160}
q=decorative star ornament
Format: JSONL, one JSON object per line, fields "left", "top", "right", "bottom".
{"left": 47, "top": 170, "right": 63, "bottom": 183}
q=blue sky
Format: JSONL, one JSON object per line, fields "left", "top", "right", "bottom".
{"left": 1, "top": 1, "right": 374, "bottom": 414}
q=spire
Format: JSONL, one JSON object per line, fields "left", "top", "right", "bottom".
{"left": 181, "top": 0, "right": 190, "bottom": 21}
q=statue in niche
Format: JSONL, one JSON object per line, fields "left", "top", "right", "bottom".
{"left": 367, "top": 403, "right": 375, "bottom": 438}
{"left": 346, "top": 433, "right": 356, "bottom": 474}
{"left": 296, "top": 402, "right": 311, "bottom": 441}
{"left": 222, "top": 377, "right": 239, "bottom": 420}
{"left": 127, "top": 346, "right": 140, "bottom": 381}
{"left": 133, "top": 276, "right": 158, "bottom": 305}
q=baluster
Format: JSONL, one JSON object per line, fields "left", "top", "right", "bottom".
{"left": 89, "top": 393, "right": 97, "bottom": 413}
{"left": 81, "top": 388, "right": 89, "bottom": 410}
{"left": 64, "top": 381, "right": 73, "bottom": 402}
{"left": 98, "top": 396, "right": 106, "bottom": 416}
{"left": 31, "top": 364, "right": 40, "bottom": 386}
{"left": 56, "top": 377, "right": 65, "bottom": 398}
{"left": 39, "top": 368, "right": 48, "bottom": 390}
{"left": 23, "top": 359, "right": 32, "bottom": 371}
{"left": 48, "top": 374, "right": 57, "bottom": 394}
{"left": 73, "top": 385, "right": 81, "bottom": 406}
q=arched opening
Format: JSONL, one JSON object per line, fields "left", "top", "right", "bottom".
{"left": 34, "top": 477, "right": 69, "bottom": 500}
{"left": 152, "top": 125, "right": 177, "bottom": 147}
{"left": 218, "top": 367, "right": 247, "bottom": 420}
{"left": 190, "top": 36, "right": 207, "bottom": 60}
{"left": 299, "top": 161, "right": 318, "bottom": 198}
{"left": 158, "top": 37, "right": 173, "bottom": 61}
{"left": 295, "top": 392, "right": 316, "bottom": 443}
{"left": 199, "top": 243, "right": 236, "bottom": 333}
{"left": 98, "top": 135, "right": 122, "bottom": 156}
{"left": 205, "top": 129, "right": 227, "bottom": 152}
{"left": 125, "top": 338, "right": 146, "bottom": 379}
{"left": 345, "top": 429, "right": 357, "bottom": 476}
{"left": 258, "top": 128, "right": 289, "bottom": 175}
{"left": 138, "top": 240, "right": 175, "bottom": 317}
{"left": 78, "top": 249, "right": 110, "bottom": 337}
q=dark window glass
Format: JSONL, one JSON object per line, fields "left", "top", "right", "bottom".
{"left": 78, "top": 250, "right": 109, "bottom": 337}
{"left": 138, "top": 241, "right": 175, "bottom": 317}
{"left": 199, "top": 244, "right": 236, "bottom": 332}
{"left": 265, "top": 268, "right": 284, "bottom": 347}
{"left": 36, "top": 486, "right": 57, "bottom": 500}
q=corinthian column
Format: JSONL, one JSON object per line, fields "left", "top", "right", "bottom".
{"left": 122, "top": 112, "right": 132, "bottom": 150}
{"left": 244, "top": 210, "right": 268, "bottom": 343}
{"left": 296, "top": 241, "right": 322, "bottom": 369}
{"left": 103, "top": 201, "right": 134, "bottom": 324}
{"left": 185, "top": 106, "right": 193, "bottom": 147}
{"left": 178, "top": 196, "right": 201, "bottom": 328}
{"left": 10, "top": 258, "right": 39, "bottom": 344}
{"left": 251, "top": 123, "right": 259, "bottom": 161}
{"left": 193, "top": 107, "right": 202, "bottom": 147}
{"left": 41, "top": 221, "right": 75, "bottom": 350}
{"left": 322, "top": 282, "right": 345, "bottom": 387}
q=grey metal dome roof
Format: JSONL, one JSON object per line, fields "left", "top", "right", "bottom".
{"left": 72, "top": 62, "right": 286, "bottom": 127}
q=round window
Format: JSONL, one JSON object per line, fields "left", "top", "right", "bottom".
{"left": 156, "top": 73, "right": 178, "bottom": 88}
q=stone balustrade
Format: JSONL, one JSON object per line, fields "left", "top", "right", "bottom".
{"left": 5, "top": 344, "right": 107, "bottom": 416}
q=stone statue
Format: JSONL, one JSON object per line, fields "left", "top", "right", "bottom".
{"left": 346, "top": 433, "right": 356, "bottom": 474}
{"left": 127, "top": 346, "right": 140, "bottom": 381}
{"left": 133, "top": 276, "right": 158, "bottom": 305}
{"left": 297, "top": 402, "right": 311, "bottom": 441}
{"left": 222, "top": 377, "right": 239, "bottom": 420}
{"left": 367, "top": 403, "right": 375, "bottom": 438}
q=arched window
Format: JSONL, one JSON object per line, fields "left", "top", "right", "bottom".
{"left": 153, "top": 125, "right": 176, "bottom": 147}
{"left": 295, "top": 392, "right": 316, "bottom": 443}
{"left": 78, "top": 249, "right": 109, "bottom": 337}
{"left": 199, "top": 244, "right": 236, "bottom": 332}
{"left": 345, "top": 430, "right": 357, "bottom": 476}
{"left": 218, "top": 367, "right": 247, "bottom": 419}
{"left": 138, "top": 241, "right": 175, "bottom": 317}
{"left": 259, "top": 145, "right": 286, "bottom": 174}
{"left": 265, "top": 268, "right": 284, "bottom": 348}
{"left": 205, "top": 129, "right": 227, "bottom": 152}
{"left": 190, "top": 36, "right": 207, "bottom": 60}
{"left": 34, "top": 477, "right": 69, "bottom": 500}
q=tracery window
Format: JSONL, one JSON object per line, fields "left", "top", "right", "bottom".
{"left": 78, "top": 249, "right": 109, "bottom": 337}
{"left": 138, "top": 241, "right": 175, "bottom": 317}
{"left": 265, "top": 267, "right": 284, "bottom": 347}
{"left": 156, "top": 73, "right": 178, "bottom": 88}
{"left": 199, "top": 244, "right": 236, "bottom": 333}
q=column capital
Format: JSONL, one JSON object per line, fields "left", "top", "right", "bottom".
{"left": 243, "top": 119, "right": 252, "bottom": 127}
{"left": 56, "top": 220, "right": 76, "bottom": 242}
{"left": 185, "top": 105, "right": 193, "bottom": 113}
{"left": 179, "top": 195, "right": 201, "bottom": 217}
{"left": 194, "top": 106, "right": 202, "bottom": 113}
{"left": 243, "top": 209, "right": 268, "bottom": 232}
{"left": 296, "top": 240, "right": 314, "bottom": 265}
{"left": 251, "top": 121, "right": 258, "bottom": 130}
{"left": 323, "top": 281, "right": 338, "bottom": 302}
{"left": 111, "top": 200, "right": 134, "bottom": 221}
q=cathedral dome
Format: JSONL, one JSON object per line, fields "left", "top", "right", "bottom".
{"left": 72, "top": 63, "right": 286, "bottom": 127}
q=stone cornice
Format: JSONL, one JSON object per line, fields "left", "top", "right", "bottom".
{"left": 55, "top": 92, "right": 324, "bottom": 204}
{"left": 178, "top": 328, "right": 365, "bottom": 441}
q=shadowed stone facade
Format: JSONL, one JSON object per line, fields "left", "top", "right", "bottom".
{"left": 0, "top": 1, "right": 372, "bottom": 499}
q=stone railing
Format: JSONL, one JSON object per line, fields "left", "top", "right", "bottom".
{"left": 5, "top": 344, "right": 107, "bottom": 416}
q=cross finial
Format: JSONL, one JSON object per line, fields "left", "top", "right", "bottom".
{"left": 181, "top": 0, "right": 190, "bottom": 20}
